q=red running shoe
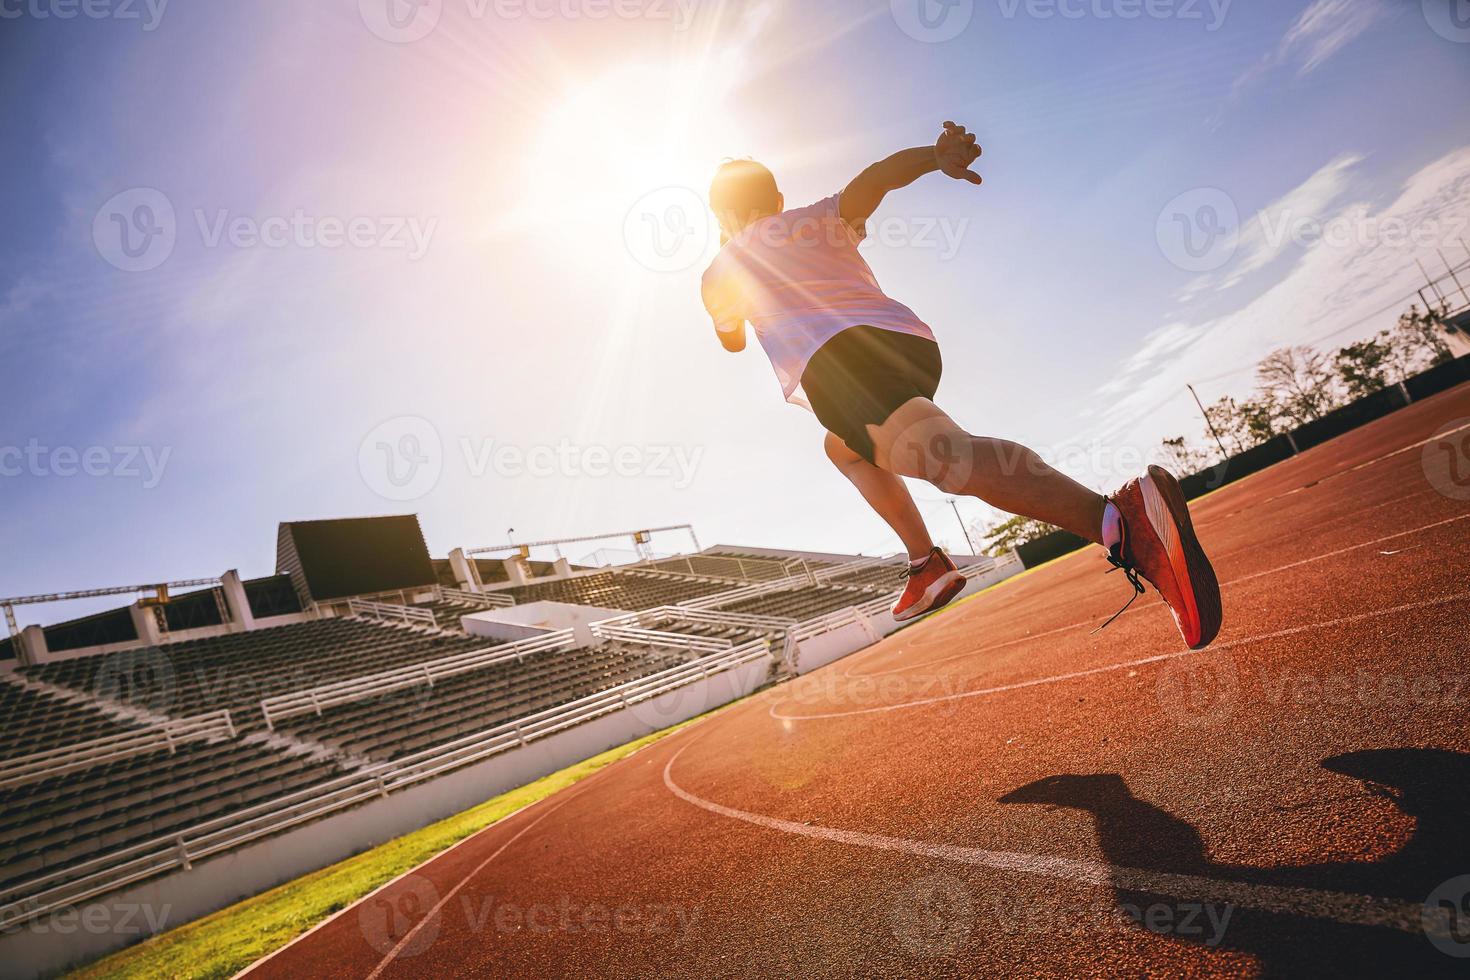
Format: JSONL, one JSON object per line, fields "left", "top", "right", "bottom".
{"left": 892, "top": 548, "right": 967, "bottom": 622}
{"left": 1106, "top": 465, "right": 1222, "bottom": 649}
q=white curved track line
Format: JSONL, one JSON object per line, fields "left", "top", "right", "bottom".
{"left": 844, "top": 511, "right": 1470, "bottom": 681}
{"left": 661, "top": 746, "right": 1438, "bottom": 937}
{"left": 1214, "top": 418, "right": 1470, "bottom": 517}
{"left": 771, "top": 591, "right": 1470, "bottom": 721}
{"left": 365, "top": 794, "right": 576, "bottom": 979}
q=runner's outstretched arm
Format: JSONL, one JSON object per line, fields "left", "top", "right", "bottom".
{"left": 839, "top": 121, "right": 982, "bottom": 228}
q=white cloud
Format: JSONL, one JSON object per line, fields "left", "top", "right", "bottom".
{"left": 1088, "top": 144, "right": 1470, "bottom": 470}
{"left": 1228, "top": 0, "right": 1387, "bottom": 104}
{"left": 1184, "top": 152, "right": 1363, "bottom": 298}
{"left": 1284, "top": 0, "right": 1386, "bottom": 75}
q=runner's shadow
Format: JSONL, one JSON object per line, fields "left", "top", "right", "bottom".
{"left": 997, "top": 749, "right": 1470, "bottom": 977}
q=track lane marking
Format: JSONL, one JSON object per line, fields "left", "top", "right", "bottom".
{"left": 771, "top": 591, "right": 1470, "bottom": 721}
{"left": 844, "top": 511, "right": 1470, "bottom": 681}
{"left": 364, "top": 793, "right": 577, "bottom": 980}
{"left": 1194, "top": 418, "right": 1470, "bottom": 525}
{"left": 662, "top": 745, "right": 1447, "bottom": 938}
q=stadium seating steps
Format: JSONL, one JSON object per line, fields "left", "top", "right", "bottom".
{"left": 0, "top": 551, "right": 903, "bottom": 916}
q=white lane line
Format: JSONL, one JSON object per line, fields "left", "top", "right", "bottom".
{"left": 1225, "top": 512, "right": 1470, "bottom": 586}
{"left": 662, "top": 746, "right": 1444, "bottom": 938}
{"left": 1207, "top": 484, "right": 1443, "bottom": 564}
{"left": 1210, "top": 418, "right": 1470, "bottom": 518}
{"left": 364, "top": 794, "right": 576, "bottom": 980}
{"left": 770, "top": 591, "right": 1470, "bottom": 721}
{"left": 845, "top": 511, "right": 1470, "bottom": 681}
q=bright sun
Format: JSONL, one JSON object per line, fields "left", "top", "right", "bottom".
{"left": 520, "top": 59, "right": 745, "bottom": 221}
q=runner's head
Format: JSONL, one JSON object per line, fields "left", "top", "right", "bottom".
{"left": 710, "top": 159, "right": 783, "bottom": 244}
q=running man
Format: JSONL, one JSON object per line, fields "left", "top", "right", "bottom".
{"left": 700, "top": 122, "right": 1221, "bottom": 648}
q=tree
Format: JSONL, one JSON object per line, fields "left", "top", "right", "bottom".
{"left": 1334, "top": 332, "right": 1394, "bottom": 399}
{"left": 980, "top": 514, "right": 1059, "bottom": 557}
{"left": 1158, "top": 435, "right": 1213, "bottom": 475}
{"left": 1384, "top": 303, "right": 1454, "bottom": 382}
{"left": 1238, "top": 395, "right": 1283, "bottom": 444}
{"left": 1255, "top": 346, "right": 1340, "bottom": 427}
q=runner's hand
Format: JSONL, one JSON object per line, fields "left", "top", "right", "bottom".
{"left": 936, "top": 121, "right": 982, "bottom": 185}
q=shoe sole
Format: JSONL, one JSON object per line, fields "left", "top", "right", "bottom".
{"left": 1143, "top": 464, "right": 1222, "bottom": 649}
{"left": 892, "top": 570, "right": 967, "bottom": 622}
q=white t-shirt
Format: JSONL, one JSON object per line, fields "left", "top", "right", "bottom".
{"left": 700, "top": 194, "right": 935, "bottom": 402}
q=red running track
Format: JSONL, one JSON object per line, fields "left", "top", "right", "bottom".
{"left": 246, "top": 385, "right": 1470, "bottom": 978}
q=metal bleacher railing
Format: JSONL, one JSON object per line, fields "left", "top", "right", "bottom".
{"left": 0, "top": 710, "right": 237, "bottom": 792}
{"left": 346, "top": 598, "right": 439, "bottom": 630}
{"left": 674, "top": 555, "right": 895, "bottom": 612}
{"left": 0, "top": 637, "right": 769, "bottom": 931}
{"left": 441, "top": 587, "right": 515, "bottom": 608}
{"left": 259, "top": 630, "right": 578, "bottom": 730}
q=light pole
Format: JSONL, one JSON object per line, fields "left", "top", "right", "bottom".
{"left": 1187, "top": 383, "right": 1230, "bottom": 460}
{"left": 949, "top": 498, "right": 978, "bottom": 556}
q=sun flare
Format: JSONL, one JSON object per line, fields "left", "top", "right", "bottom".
{"left": 519, "top": 58, "right": 748, "bottom": 223}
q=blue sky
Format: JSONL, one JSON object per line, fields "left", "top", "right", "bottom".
{"left": 2, "top": 0, "right": 1468, "bottom": 624}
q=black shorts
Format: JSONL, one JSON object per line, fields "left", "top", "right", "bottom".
{"left": 802, "top": 325, "right": 942, "bottom": 465}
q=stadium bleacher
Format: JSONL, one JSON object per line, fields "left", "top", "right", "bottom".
{"left": 0, "top": 737, "right": 348, "bottom": 894}
{"left": 275, "top": 644, "right": 690, "bottom": 762}
{"left": 23, "top": 618, "right": 490, "bottom": 730}
{"left": 0, "top": 523, "right": 932, "bottom": 973}
{"left": 0, "top": 683, "right": 137, "bottom": 762}
{"left": 718, "top": 584, "right": 890, "bottom": 621}
{"left": 500, "top": 568, "right": 732, "bottom": 609}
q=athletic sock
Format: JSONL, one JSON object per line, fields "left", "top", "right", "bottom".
{"left": 1101, "top": 501, "right": 1123, "bottom": 555}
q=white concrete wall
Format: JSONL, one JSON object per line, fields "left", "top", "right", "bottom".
{"left": 461, "top": 601, "right": 629, "bottom": 648}
{"left": 0, "top": 657, "right": 770, "bottom": 980}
